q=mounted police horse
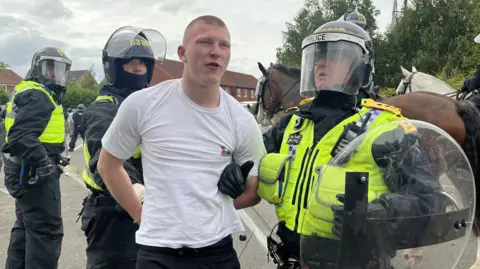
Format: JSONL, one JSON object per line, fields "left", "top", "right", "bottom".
{"left": 255, "top": 61, "right": 480, "bottom": 268}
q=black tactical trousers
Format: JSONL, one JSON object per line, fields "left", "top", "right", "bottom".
{"left": 4, "top": 157, "right": 63, "bottom": 269}
{"left": 136, "top": 235, "right": 241, "bottom": 269}
{"left": 81, "top": 194, "right": 139, "bottom": 269}
{"left": 69, "top": 128, "right": 84, "bottom": 150}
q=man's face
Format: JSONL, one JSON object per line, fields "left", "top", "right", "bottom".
{"left": 314, "top": 58, "right": 351, "bottom": 89}
{"left": 123, "top": 58, "right": 147, "bottom": 75}
{"left": 178, "top": 22, "right": 231, "bottom": 86}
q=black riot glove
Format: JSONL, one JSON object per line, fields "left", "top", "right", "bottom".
{"left": 29, "top": 157, "right": 59, "bottom": 185}
{"left": 331, "top": 194, "right": 388, "bottom": 238}
{"left": 218, "top": 161, "right": 254, "bottom": 199}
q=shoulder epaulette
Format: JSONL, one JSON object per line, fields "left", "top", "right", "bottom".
{"left": 361, "top": 98, "right": 416, "bottom": 134}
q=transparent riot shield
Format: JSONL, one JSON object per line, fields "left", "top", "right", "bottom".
{"left": 103, "top": 26, "right": 167, "bottom": 60}
{"left": 300, "top": 119, "right": 475, "bottom": 269}
{"left": 234, "top": 205, "right": 278, "bottom": 269}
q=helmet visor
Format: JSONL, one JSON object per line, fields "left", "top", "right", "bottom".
{"left": 39, "top": 58, "right": 71, "bottom": 87}
{"left": 300, "top": 40, "right": 366, "bottom": 97}
{"left": 105, "top": 26, "right": 167, "bottom": 60}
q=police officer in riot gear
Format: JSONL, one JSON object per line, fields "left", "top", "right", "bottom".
{"left": 461, "top": 33, "right": 480, "bottom": 94}
{"left": 79, "top": 26, "right": 166, "bottom": 269}
{"left": 258, "top": 21, "right": 452, "bottom": 268}
{"left": 68, "top": 103, "right": 85, "bottom": 151}
{"left": 338, "top": 10, "right": 367, "bottom": 29}
{"left": 3, "top": 47, "right": 72, "bottom": 269}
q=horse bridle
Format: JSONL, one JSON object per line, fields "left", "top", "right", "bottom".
{"left": 254, "top": 67, "right": 300, "bottom": 116}
{"left": 397, "top": 71, "right": 417, "bottom": 95}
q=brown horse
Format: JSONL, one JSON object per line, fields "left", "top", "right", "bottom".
{"left": 255, "top": 62, "right": 480, "bottom": 236}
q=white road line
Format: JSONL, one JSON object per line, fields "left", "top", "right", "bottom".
{"left": 74, "top": 144, "right": 83, "bottom": 151}
{"left": 237, "top": 209, "right": 269, "bottom": 252}
{"left": 0, "top": 186, "right": 8, "bottom": 195}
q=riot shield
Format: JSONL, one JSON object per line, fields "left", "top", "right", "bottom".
{"left": 103, "top": 26, "right": 167, "bottom": 60}
{"left": 300, "top": 119, "right": 475, "bottom": 269}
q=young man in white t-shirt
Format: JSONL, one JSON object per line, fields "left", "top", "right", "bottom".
{"left": 97, "top": 15, "right": 266, "bottom": 268}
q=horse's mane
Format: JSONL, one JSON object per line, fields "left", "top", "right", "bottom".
{"left": 272, "top": 63, "right": 301, "bottom": 79}
{"left": 467, "top": 94, "right": 480, "bottom": 111}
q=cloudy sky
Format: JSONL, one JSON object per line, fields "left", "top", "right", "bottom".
{"left": 0, "top": 0, "right": 394, "bottom": 82}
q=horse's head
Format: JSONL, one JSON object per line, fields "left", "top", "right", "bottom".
{"left": 395, "top": 66, "right": 417, "bottom": 95}
{"left": 255, "top": 62, "right": 302, "bottom": 126}
{"left": 396, "top": 65, "right": 456, "bottom": 96}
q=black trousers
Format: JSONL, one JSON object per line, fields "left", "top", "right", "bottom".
{"left": 4, "top": 158, "right": 63, "bottom": 269}
{"left": 69, "top": 128, "right": 84, "bottom": 150}
{"left": 81, "top": 194, "right": 139, "bottom": 269}
{"left": 136, "top": 235, "right": 241, "bottom": 269}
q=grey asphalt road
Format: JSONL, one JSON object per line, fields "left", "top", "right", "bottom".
{"left": 0, "top": 135, "right": 478, "bottom": 268}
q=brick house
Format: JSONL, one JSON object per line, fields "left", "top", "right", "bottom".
{"left": 68, "top": 70, "right": 98, "bottom": 88}
{"left": 150, "top": 59, "right": 257, "bottom": 102}
{"left": 0, "top": 69, "right": 23, "bottom": 93}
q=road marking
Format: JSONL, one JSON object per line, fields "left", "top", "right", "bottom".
{"left": 0, "top": 186, "right": 8, "bottom": 195}
{"left": 237, "top": 208, "right": 269, "bottom": 252}
{"left": 74, "top": 144, "right": 83, "bottom": 151}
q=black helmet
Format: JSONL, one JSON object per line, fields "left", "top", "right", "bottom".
{"left": 102, "top": 26, "right": 167, "bottom": 90}
{"left": 77, "top": 104, "right": 85, "bottom": 110}
{"left": 339, "top": 10, "right": 367, "bottom": 29}
{"left": 30, "top": 47, "right": 72, "bottom": 87}
{"left": 299, "top": 20, "right": 375, "bottom": 97}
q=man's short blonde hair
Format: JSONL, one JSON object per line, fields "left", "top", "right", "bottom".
{"left": 182, "top": 15, "right": 228, "bottom": 45}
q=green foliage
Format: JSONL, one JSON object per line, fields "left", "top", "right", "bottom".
{"left": 63, "top": 85, "right": 98, "bottom": 109}
{"left": 0, "top": 90, "right": 10, "bottom": 105}
{"left": 276, "top": 0, "right": 480, "bottom": 90}
{"left": 0, "top": 61, "right": 9, "bottom": 69}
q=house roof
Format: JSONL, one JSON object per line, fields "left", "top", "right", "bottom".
{"left": 68, "top": 70, "right": 89, "bottom": 82}
{"left": 0, "top": 69, "right": 23, "bottom": 85}
{"left": 150, "top": 59, "right": 257, "bottom": 89}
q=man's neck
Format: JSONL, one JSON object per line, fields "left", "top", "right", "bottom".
{"left": 181, "top": 76, "right": 220, "bottom": 108}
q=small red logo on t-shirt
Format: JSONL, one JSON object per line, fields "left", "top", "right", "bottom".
{"left": 220, "top": 145, "right": 232, "bottom": 156}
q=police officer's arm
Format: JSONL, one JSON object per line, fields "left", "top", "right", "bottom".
{"left": 262, "top": 112, "right": 295, "bottom": 154}
{"left": 371, "top": 127, "right": 443, "bottom": 218}
{"left": 7, "top": 90, "right": 55, "bottom": 166}
{"left": 98, "top": 92, "right": 144, "bottom": 223}
{"left": 83, "top": 103, "right": 142, "bottom": 191}
{"left": 232, "top": 115, "right": 267, "bottom": 209}
{"left": 472, "top": 68, "right": 480, "bottom": 89}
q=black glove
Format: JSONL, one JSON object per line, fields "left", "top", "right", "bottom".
{"left": 29, "top": 157, "right": 57, "bottom": 185}
{"left": 218, "top": 161, "right": 254, "bottom": 199}
{"left": 331, "top": 194, "right": 388, "bottom": 238}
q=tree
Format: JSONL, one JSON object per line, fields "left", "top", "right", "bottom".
{"left": 275, "top": 0, "right": 380, "bottom": 67}
{"left": 0, "top": 90, "right": 10, "bottom": 105}
{"left": 0, "top": 61, "right": 10, "bottom": 69}
{"left": 276, "top": 0, "right": 327, "bottom": 68}
{"left": 63, "top": 85, "right": 98, "bottom": 109}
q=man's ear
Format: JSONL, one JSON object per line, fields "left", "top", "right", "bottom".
{"left": 178, "top": 45, "right": 186, "bottom": 62}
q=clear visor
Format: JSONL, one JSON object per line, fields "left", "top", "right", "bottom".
{"left": 105, "top": 26, "right": 167, "bottom": 60}
{"left": 39, "top": 59, "right": 71, "bottom": 87}
{"left": 299, "top": 40, "right": 366, "bottom": 97}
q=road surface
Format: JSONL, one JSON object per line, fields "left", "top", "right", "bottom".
{"left": 0, "top": 136, "right": 477, "bottom": 268}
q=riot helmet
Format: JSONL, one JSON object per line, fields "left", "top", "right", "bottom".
{"left": 102, "top": 26, "right": 167, "bottom": 91}
{"left": 77, "top": 103, "right": 85, "bottom": 111}
{"left": 299, "top": 21, "right": 375, "bottom": 98}
{"left": 30, "top": 47, "right": 72, "bottom": 88}
{"left": 339, "top": 10, "right": 367, "bottom": 29}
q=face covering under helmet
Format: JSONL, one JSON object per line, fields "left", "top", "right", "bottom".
{"left": 112, "top": 58, "right": 149, "bottom": 95}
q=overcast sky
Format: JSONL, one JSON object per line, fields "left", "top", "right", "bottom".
{"left": 0, "top": 0, "right": 394, "bottom": 82}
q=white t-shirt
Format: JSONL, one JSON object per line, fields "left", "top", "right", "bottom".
{"left": 101, "top": 78, "right": 266, "bottom": 248}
